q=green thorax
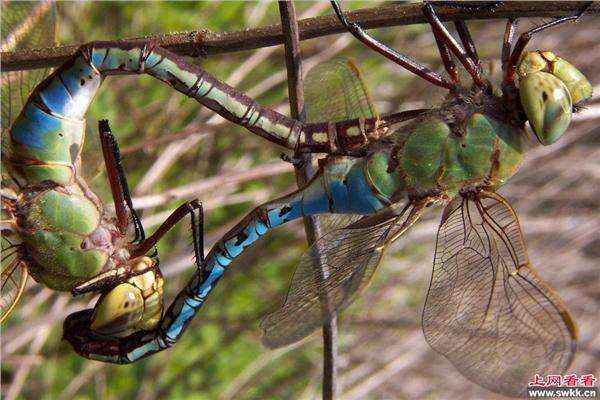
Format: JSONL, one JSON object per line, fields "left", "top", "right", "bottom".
{"left": 366, "top": 93, "right": 526, "bottom": 199}
{"left": 19, "top": 183, "right": 116, "bottom": 291}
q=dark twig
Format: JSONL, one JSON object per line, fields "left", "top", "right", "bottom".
{"left": 3, "top": 1, "right": 598, "bottom": 72}
{"left": 278, "top": 2, "right": 337, "bottom": 399}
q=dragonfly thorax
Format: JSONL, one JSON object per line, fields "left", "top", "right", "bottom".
{"left": 373, "top": 92, "right": 526, "bottom": 198}
{"left": 17, "top": 183, "right": 124, "bottom": 291}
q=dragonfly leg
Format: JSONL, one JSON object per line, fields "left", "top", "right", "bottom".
{"left": 421, "top": 2, "right": 485, "bottom": 87}
{"left": 504, "top": 2, "right": 591, "bottom": 84}
{"left": 430, "top": 1, "right": 499, "bottom": 69}
{"left": 329, "top": 1, "right": 455, "bottom": 90}
{"left": 129, "top": 200, "right": 204, "bottom": 267}
{"left": 454, "top": 20, "right": 481, "bottom": 71}
{"left": 98, "top": 120, "right": 145, "bottom": 243}
{"left": 63, "top": 194, "right": 301, "bottom": 363}
{"left": 432, "top": 28, "right": 459, "bottom": 85}
{"left": 501, "top": 19, "right": 518, "bottom": 73}
{"left": 72, "top": 120, "right": 156, "bottom": 294}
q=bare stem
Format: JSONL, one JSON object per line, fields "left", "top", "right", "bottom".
{"left": 278, "top": 1, "right": 338, "bottom": 399}
{"left": 2, "top": 2, "right": 598, "bottom": 72}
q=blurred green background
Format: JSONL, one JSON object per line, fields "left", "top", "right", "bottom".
{"left": 1, "top": 2, "right": 598, "bottom": 399}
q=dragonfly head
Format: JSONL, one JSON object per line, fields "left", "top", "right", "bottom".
{"left": 90, "top": 257, "right": 163, "bottom": 338}
{"left": 517, "top": 51, "right": 592, "bottom": 145}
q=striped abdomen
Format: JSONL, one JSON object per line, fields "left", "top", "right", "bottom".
{"left": 8, "top": 42, "right": 385, "bottom": 189}
{"left": 126, "top": 155, "right": 398, "bottom": 360}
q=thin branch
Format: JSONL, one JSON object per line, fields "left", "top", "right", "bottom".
{"left": 220, "top": 338, "right": 308, "bottom": 400}
{"left": 279, "top": 2, "right": 338, "bottom": 399}
{"left": 130, "top": 161, "right": 292, "bottom": 210}
{"left": 342, "top": 334, "right": 425, "bottom": 400}
{"left": 120, "top": 126, "right": 210, "bottom": 155}
{"left": 3, "top": 2, "right": 598, "bottom": 72}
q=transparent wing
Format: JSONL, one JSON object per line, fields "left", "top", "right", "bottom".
{"left": 261, "top": 201, "right": 424, "bottom": 348}
{"left": 422, "top": 191, "right": 576, "bottom": 398}
{"left": 1, "top": 236, "right": 28, "bottom": 323}
{"left": 292, "top": 58, "right": 378, "bottom": 319}
{"left": 304, "top": 58, "right": 378, "bottom": 123}
{"left": 317, "top": 213, "right": 361, "bottom": 236}
{"left": 1, "top": 0, "right": 55, "bottom": 321}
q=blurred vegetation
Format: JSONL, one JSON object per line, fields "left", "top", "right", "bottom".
{"left": 2, "top": 2, "right": 599, "bottom": 399}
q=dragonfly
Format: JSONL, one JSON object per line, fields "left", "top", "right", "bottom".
{"left": 1, "top": 1, "right": 205, "bottom": 339}
{"left": 3, "top": 1, "right": 593, "bottom": 397}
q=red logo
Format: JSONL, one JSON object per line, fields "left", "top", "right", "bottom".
{"left": 528, "top": 373, "right": 597, "bottom": 388}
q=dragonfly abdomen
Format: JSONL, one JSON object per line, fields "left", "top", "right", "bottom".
{"left": 147, "top": 156, "right": 390, "bottom": 358}
{"left": 8, "top": 50, "right": 103, "bottom": 187}
{"left": 204, "top": 157, "right": 390, "bottom": 270}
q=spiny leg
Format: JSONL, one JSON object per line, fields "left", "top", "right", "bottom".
{"left": 72, "top": 121, "right": 153, "bottom": 295}
{"left": 98, "top": 120, "right": 145, "bottom": 243}
{"left": 454, "top": 20, "right": 481, "bottom": 71}
{"left": 130, "top": 200, "right": 204, "bottom": 264}
{"left": 422, "top": 2, "right": 485, "bottom": 87}
{"left": 504, "top": 2, "right": 592, "bottom": 84}
{"left": 431, "top": 1, "right": 504, "bottom": 70}
{"left": 432, "top": 28, "right": 459, "bottom": 85}
{"left": 501, "top": 18, "right": 517, "bottom": 72}
{"left": 190, "top": 201, "right": 205, "bottom": 274}
{"left": 429, "top": 2, "right": 488, "bottom": 80}
{"left": 330, "top": 0, "right": 455, "bottom": 90}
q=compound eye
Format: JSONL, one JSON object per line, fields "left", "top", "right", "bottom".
{"left": 518, "top": 51, "right": 549, "bottom": 76}
{"left": 519, "top": 72, "right": 572, "bottom": 145}
{"left": 550, "top": 57, "right": 593, "bottom": 105}
{"left": 90, "top": 282, "right": 144, "bottom": 337}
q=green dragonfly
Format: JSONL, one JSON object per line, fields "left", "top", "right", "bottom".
{"left": 2, "top": 1, "right": 593, "bottom": 397}
{"left": 0, "top": 1, "right": 205, "bottom": 337}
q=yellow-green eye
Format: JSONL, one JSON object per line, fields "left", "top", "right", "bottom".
{"left": 90, "top": 269, "right": 163, "bottom": 337}
{"left": 519, "top": 51, "right": 593, "bottom": 106}
{"left": 519, "top": 72, "right": 572, "bottom": 145}
{"left": 518, "top": 51, "right": 549, "bottom": 76}
{"left": 550, "top": 58, "right": 593, "bottom": 105}
{"left": 90, "top": 282, "right": 144, "bottom": 337}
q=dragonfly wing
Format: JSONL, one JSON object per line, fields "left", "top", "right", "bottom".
{"left": 261, "top": 201, "right": 425, "bottom": 348}
{"left": 422, "top": 191, "right": 576, "bottom": 398}
{"left": 317, "top": 214, "right": 361, "bottom": 236}
{"left": 1, "top": 237, "right": 28, "bottom": 323}
{"left": 277, "top": 59, "right": 378, "bottom": 341}
{"left": 304, "top": 58, "right": 378, "bottom": 123}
